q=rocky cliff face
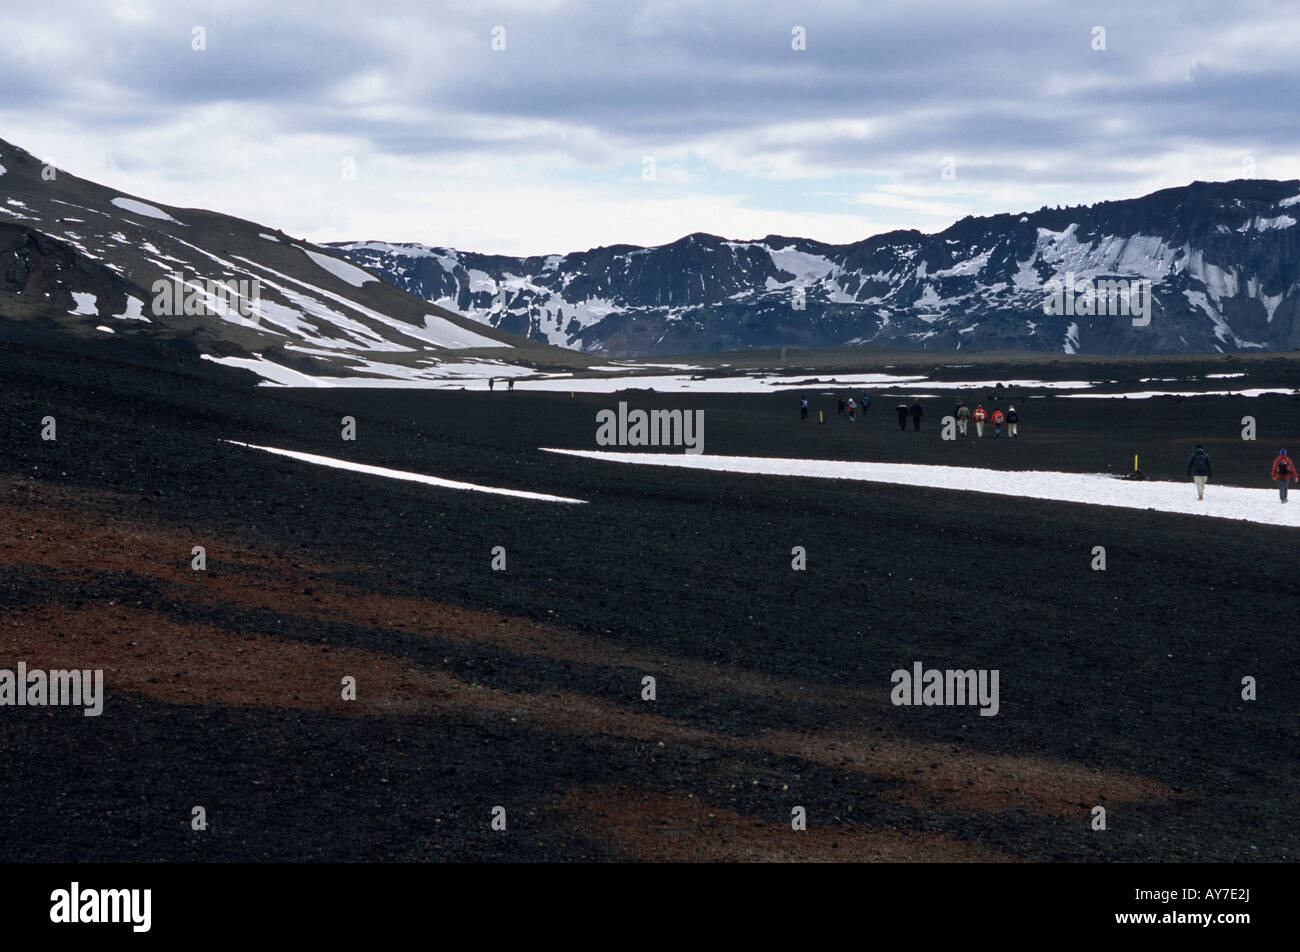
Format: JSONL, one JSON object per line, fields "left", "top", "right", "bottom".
{"left": 334, "top": 179, "right": 1300, "bottom": 356}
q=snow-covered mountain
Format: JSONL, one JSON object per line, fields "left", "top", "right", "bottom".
{"left": 0, "top": 137, "right": 551, "bottom": 385}
{"left": 334, "top": 180, "right": 1300, "bottom": 356}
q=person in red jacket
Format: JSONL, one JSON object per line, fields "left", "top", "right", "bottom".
{"left": 991, "top": 408, "right": 1005, "bottom": 437}
{"left": 1272, "top": 448, "right": 1296, "bottom": 503}
{"left": 973, "top": 405, "right": 987, "bottom": 438}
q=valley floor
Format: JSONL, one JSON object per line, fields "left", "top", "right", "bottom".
{"left": 0, "top": 341, "right": 1295, "bottom": 861}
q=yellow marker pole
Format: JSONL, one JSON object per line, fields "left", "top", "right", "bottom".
{"left": 819, "top": 410, "right": 824, "bottom": 424}
{"left": 1134, "top": 453, "right": 1139, "bottom": 472}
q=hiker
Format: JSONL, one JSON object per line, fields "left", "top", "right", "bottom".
{"left": 896, "top": 402, "right": 909, "bottom": 430}
{"left": 910, "top": 398, "right": 923, "bottom": 431}
{"left": 860, "top": 394, "right": 870, "bottom": 415}
{"left": 1187, "top": 445, "right": 1212, "bottom": 500}
{"left": 956, "top": 402, "right": 971, "bottom": 437}
{"left": 800, "top": 398, "right": 809, "bottom": 421}
{"left": 973, "top": 405, "right": 986, "bottom": 438}
{"left": 838, "top": 397, "right": 846, "bottom": 416}
{"left": 508, "top": 378, "right": 515, "bottom": 392}
{"left": 1272, "top": 448, "right": 1296, "bottom": 503}
{"left": 847, "top": 398, "right": 857, "bottom": 422}
{"left": 991, "top": 407, "right": 1005, "bottom": 437}
{"left": 1006, "top": 405, "right": 1018, "bottom": 438}
{"left": 488, "top": 378, "right": 495, "bottom": 391}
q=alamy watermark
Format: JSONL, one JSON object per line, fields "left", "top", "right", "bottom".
{"left": 151, "top": 270, "right": 261, "bottom": 320}
{"left": 1, "top": 663, "right": 104, "bottom": 716}
{"left": 890, "top": 661, "right": 999, "bottom": 716}
{"left": 596, "top": 401, "right": 704, "bottom": 454}
{"left": 50, "top": 882, "right": 150, "bottom": 932}
{"left": 1043, "top": 272, "right": 1151, "bottom": 327}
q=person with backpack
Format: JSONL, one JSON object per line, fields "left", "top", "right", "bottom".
{"left": 1272, "top": 448, "right": 1295, "bottom": 502}
{"left": 508, "top": 378, "right": 515, "bottom": 392}
{"left": 1187, "top": 445, "right": 1212, "bottom": 500}
{"left": 837, "top": 397, "right": 846, "bottom": 416}
{"left": 991, "top": 407, "right": 1005, "bottom": 437}
{"left": 973, "top": 405, "right": 987, "bottom": 438}
{"left": 488, "top": 377, "right": 495, "bottom": 391}
{"left": 956, "top": 402, "right": 971, "bottom": 437}
{"left": 847, "top": 398, "right": 857, "bottom": 422}
{"left": 909, "top": 398, "right": 923, "bottom": 431}
{"left": 860, "top": 393, "right": 870, "bottom": 415}
{"left": 1006, "top": 406, "right": 1018, "bottom": 438}
{"left": 896, "top": 402, "right": 909, "bottom": 430}
{"left": 800, "top": 398, "right": 809, "bottom": 421}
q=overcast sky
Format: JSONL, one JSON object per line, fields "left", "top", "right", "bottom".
{"left": 3, "top": 0, "right": 1299, "bottom": 256}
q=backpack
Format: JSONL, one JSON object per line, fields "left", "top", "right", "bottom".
{"left": 1279, "top": 457, "right": 1294, "bottom": 477}
{"left": 1192, "top": 453, "right": 1210, "bottom": 475}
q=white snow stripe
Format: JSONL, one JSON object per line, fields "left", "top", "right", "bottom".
{"left": 539, "top": 450, "right": 1300, "bottom": 528}
{"left": 225, "top": 441, "right": 587, "bottom": 504}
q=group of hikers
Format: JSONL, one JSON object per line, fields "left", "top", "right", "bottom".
{"left": 800, "top": 394, "right": 1020, "bottom": 437}
{"left": 797, "top": 395, "right": 1293, "bottom": 503}
{"left": 487, "top": 378, "right": 515, "bottom": 391}
{"left": 802, "top": 394, "right": 875, "bottom": 421}
{"left": 951, "top": 399, "right": 1018, "bottom": 438}
{"left": 832, "top": 394, "right": 871, "bottom": 422}
{"left": 1187, "top": 445, "right": 1297, "bottom": 504}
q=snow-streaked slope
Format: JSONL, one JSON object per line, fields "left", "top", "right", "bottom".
{"left": 0, "top": 135, "right": 531, "bottom": 380}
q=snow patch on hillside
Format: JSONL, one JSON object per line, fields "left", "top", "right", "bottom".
{"left": 1063, "top": 321, "right": 1079, "bottom": 354}
{"left": 110, "top": 197, "right": 181, "bottom": 223}
{"left": 69, "top": 293, "right": 98, "bottom": 315}
{"left": 301, "top": 247, "right": 377, "bottom": 287}
{"left": 112, "top": 296, "right": 149, "bottom": 321}
{"left": 418, "top": 314, "right": 508, "bottom": 349}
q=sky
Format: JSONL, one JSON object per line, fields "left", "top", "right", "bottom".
{"left": 3, "top": 0, "right": 1299, "bottom": 257}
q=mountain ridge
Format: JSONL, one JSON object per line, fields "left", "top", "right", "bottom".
{"left": 333, "top": 178, "right": 1300, "bottom": 357}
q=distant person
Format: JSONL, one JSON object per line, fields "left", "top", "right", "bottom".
{"left": 973, "top": 405, "right": 986, "bottom": 437}
{"left": 847, "top": 398, "right": 857, "bottom": 422}
{"left": 910, "top": 398, "right": 923, "bottom": 431}
{"left": 1187, "top": 445, "right": 1212, "bottom": 500}
{"left": 800, "top": 398, "right": 809, "bottom": 421}
{"left": 991, "top": 407, "right": 1005, "bottom": 437}
{"left": 896, "top": 402, "right": 909, "bottom": 430}
{"left": 838, "top": 397, "right": 846, "bottom": 416}
{"left": 508, "top": 378, "right": 515, "bottom": 392}
{"left": 860, "top": 393, "right": 870, "bottom": 415}
{"left": 1006, "top": 405, "right": 1018, "bottom": 438}
{"left": 488, "top": 378, "right": 495, "bottom": 391}
{"left": 1272, "top": 448, "right": 1296, "bottom": 503}
{"left": 956, "top": 402, "right": 971, "bottom": 437}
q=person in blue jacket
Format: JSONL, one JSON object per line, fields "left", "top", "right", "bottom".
{"left": 1187, "top": 445, "right": 1212, "bottom": 500}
